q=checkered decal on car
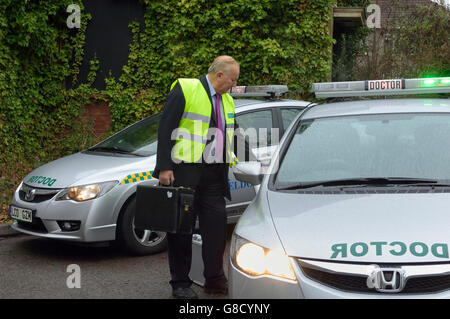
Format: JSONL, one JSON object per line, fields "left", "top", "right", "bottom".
{"left": 120, "top": 171, "right": 155, "bottom": 184}
{"left": 231, "top": 155, "right": 239, "bottom": 166}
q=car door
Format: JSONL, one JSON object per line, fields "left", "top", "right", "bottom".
{"left": 234, "top": 107, "right": 304, "bottom": 166}
{"left": 225, "top": 108, "right": 277, "bottom": 216}
{"left": 225, "top": 105, "right": 306, "bottom": 220}
{"left": 279, "top": 107, "right": 303, "bottom": 136}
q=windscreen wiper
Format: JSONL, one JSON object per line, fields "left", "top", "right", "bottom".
{"left": 88, "top": 146, "right": 134, "bottom": 154}
{"left": 276, "top": 177, "right": 447, "bottom": 190}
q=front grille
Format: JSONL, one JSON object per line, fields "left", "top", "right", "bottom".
{"left": 404, "top": 275, "right": 450, "bottom": 293}
{"left": 19, "top": 184, "right": 61, "bottom": 203}
{"left": 19, "top": 190, "right": 57, "bottom": 203}
{"left": 301, "top": 266, "right": 372, "bottom": 293}
{"left": 300, "top": 264, "right": 450, "bottom": 294}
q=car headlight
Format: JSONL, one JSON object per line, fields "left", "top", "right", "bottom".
{"left": 55, "top": 180, "right": 118, "bottom": 202}
{"left": 231, "top": 233, "right": 297, "bottom": 282}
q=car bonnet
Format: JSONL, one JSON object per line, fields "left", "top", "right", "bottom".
{"left": 22, "top": 152, "right": 156, "bottom": 189}
{"left": 267, "top": 190, "right": 450, "bottom": 263}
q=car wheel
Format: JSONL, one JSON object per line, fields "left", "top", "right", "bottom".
{"left": 116, "top": 196, "right": 168, "bottom": 256}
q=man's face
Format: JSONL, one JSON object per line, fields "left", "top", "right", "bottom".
{"left": 215, "top": 64, "right": 239, "bottom": 94}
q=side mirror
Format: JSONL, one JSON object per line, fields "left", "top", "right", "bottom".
{"left": 232, "top": 161, "right": 263, "bottom": 185}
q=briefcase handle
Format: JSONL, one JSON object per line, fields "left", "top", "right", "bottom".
{"left": 157, "top": 182, "right": 194, "bottom": 192}
{"left": 158, "top": 181, "right": 173, "bottom": 187}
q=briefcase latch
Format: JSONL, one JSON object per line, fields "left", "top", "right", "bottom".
{"left": 180, "top": 191, "right": 194, "bottom": 215}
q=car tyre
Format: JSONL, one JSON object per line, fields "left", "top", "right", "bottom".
{"left": 116, "top": 196, "right": 168, "bottom": 256}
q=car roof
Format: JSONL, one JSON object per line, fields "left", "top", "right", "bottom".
{"left": 301, "top": 98, "right": 450, "bottom": 120}
{"left": 234, "top": 98, "right": 311, "bottom": 112}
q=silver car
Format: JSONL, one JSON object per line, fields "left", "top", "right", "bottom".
{"left": 229, "top": 77, "right": 450, "bottom": 298}
{"left": 9, "top": 86, "right": 310, "bottom": 255}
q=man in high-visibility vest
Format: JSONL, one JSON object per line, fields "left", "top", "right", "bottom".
{"left": 153, "top": 56, "right": 251, "bottom": 299}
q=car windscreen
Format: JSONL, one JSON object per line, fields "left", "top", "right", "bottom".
{"left": 274, "top": 112, "right": 450, "bottom": 188}
{"left": 88, "top": 113, "right": 161, "bottom": 157}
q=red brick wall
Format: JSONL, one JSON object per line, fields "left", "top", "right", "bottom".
{"left": 82, "top": 98, "right": 111, "bottom": 137}
{"left": 370, "top": 0, "right": 435, "bottom": 27}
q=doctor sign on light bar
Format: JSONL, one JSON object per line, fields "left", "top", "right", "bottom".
{"left": 312, "top": 77, "right": 450, "bottom": 98}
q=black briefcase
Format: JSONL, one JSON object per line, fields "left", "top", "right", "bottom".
{"left": 135, "top": 183, "right": 195, "bottom": 234}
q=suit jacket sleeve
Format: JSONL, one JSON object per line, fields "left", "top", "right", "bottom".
{"left": 153, "top": 82, "right": 185, "bottom": 178}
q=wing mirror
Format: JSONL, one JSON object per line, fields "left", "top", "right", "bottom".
{"left": 232, "top": 161, "right": 263, "bottom": 185}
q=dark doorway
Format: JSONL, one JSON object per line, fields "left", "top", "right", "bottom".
{"left": 68, "top": 0, "right": 145, "bottom": 90}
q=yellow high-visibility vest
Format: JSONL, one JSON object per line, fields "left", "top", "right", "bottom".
{"left": 171, "top": 78, "right": 235, "bottom": 165}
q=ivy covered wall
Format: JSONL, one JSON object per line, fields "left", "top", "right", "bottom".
{"left": 0, "top": 0, "right": 369, "bottom": 217}
{"left": 105, "top": 0, "right": 338, "bottom": 131}
{"left": 0, "top": 1, "right": 95, "bottom": 214}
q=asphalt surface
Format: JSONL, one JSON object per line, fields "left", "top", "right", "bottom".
{"left": 0, "top": 225, "right": 231, "bottom": 299}
{"left": 0, "top": 223, "right": 18, "bottom": 238}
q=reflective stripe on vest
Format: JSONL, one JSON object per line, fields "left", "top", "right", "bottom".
{"left": 171, "top": 78, "right": 235, "bottom": 165}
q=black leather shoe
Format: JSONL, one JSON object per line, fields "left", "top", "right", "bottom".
{"left": 204, "top": 280, "right": 228, "bottom": 295}
{"left": 172, "top": 287, "right": 199, "bottom": 299}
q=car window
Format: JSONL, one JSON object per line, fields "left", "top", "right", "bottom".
{"left": 91, "top": 113, "right": 161, "bottom": 157}
{"left": 235, "top": 109, "right": 275, "bottom": 148}
{"left": 275, "top": 113, "right": 450, "bottom": 186}
{"left": 281, "top": 108, "right": 302, "bottom": 131}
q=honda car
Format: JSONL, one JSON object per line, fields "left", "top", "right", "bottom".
{"left": 229, "top": 77, "right": 450, "bottom": 298}
{"left": 9, "top": 86, "right": 310, "bottom": 255}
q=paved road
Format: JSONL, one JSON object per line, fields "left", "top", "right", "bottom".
{"left": 0, "top": 231, "right": 232, "bottom": 299}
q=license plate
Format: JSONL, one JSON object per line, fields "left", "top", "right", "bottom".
{"left": 9, "top": 205, "right": 33, "bottom": 223}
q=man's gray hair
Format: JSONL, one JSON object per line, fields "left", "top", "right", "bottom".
{"left": 208, "top": 55, "right": 239, "bottom": 75}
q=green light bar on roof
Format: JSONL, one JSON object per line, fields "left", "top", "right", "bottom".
{"left": 312, "top": 77, "right": 450, "bottom": 98}
{"left": 230, "top": 85, "right": 289, "bottom": 98}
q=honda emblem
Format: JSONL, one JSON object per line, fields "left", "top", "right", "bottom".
{"left": 367, "top": 265, "right": 406, "bottom": 293}
{"left": 25, "top": 188, "right": 36, "bottom": 201}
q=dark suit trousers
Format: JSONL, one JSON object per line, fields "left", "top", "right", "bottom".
{"left": 167, "top": 164, "right": 227, "bottom": 289}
